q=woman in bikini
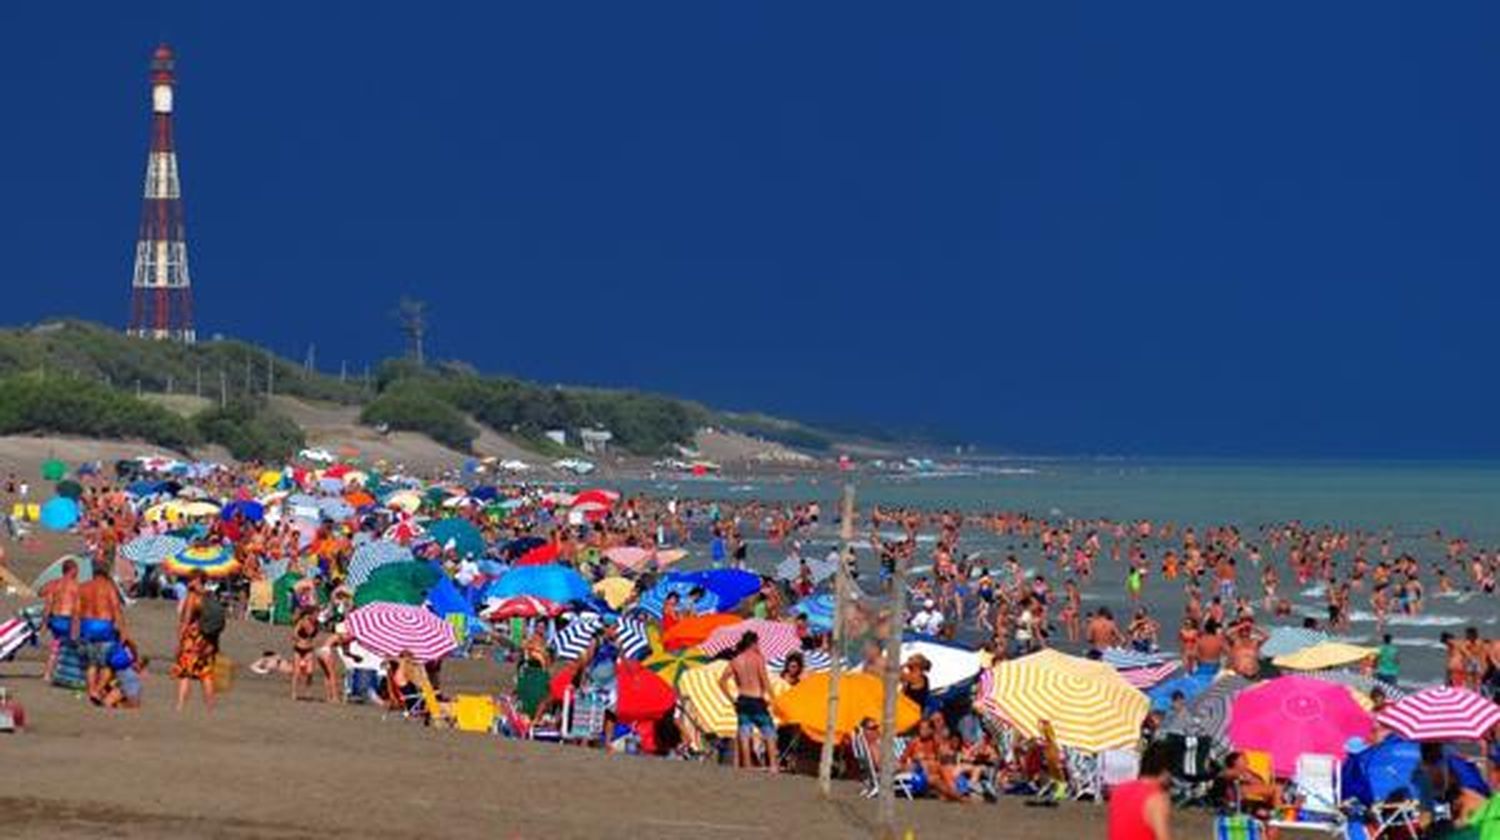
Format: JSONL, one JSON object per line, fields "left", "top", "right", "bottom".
{"left": 290, "top": 606, "right": 322, "bottom": 701}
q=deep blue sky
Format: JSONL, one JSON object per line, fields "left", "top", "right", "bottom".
{"left": 3, "top": 3, "right": 1497, "bottom": 457}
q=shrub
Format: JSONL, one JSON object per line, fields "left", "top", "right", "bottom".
{"left": 194, "top": 398, "right": 306, "bottom": 462}
{"left": 360, "top": 382, "right": 478, "bottom": 452}
{"left": 0, "top": 374, "right": 200, "bottom": 450}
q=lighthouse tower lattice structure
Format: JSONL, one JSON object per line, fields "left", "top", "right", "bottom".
{"left": 127, "top": 44, "right": 196, "bottom": 343}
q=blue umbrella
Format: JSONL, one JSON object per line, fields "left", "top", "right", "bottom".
{"left": 471, "top": 485, "right": 499, "bottom": 501}
{"left": 127, "top": 480, "right": 165, "bottom": 497}
{"left": 667, "top": 568, "right": 761, "bottom": 611}
{"left": 39, "top": 497, "right": 79, "bottom": 531}
{"left": 794, "top": 594, "right": 837, "bottom": 631}
{"left": 636, "top": 580, "right": 722, "bottom": 619}
{"left": 427, "top": 518, "right": 485, "bottom": 559}
{"left": 552, "top": 612, "right": 650, "bottom": 660}
{"left": 221, "top": 499, "right": 265, "bottom": 523}
{"left": 488, "top": 564, "right": 591, "bottom": 603}
{"left": 1146, "top": 669, "right": 1217, "bottom": 712}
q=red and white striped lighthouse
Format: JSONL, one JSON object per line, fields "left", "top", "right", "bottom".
{"left": 127, "top": 43, "right": 196, "bottom": 343}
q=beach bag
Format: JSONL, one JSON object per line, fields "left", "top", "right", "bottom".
{"left": 212, "top": 655, "right": 235, "bottom": 692}
{"left": 199, "top": 596, "right": 226, "bottom": 638}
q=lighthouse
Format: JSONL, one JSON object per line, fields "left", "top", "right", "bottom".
{"left": 127, "top": 43, "right": 196, "bottom": 343}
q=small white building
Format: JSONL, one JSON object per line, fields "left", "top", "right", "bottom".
{"left": 544, "top": 429, "right": 567, "bottom": 448}
{"left": 578, "top": 427, "right": 613, "bottom": 455}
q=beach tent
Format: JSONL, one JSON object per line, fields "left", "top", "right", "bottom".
{"left": 899, "top": 635, "right": 983, "bottom": 694}
{"left": 272, "top": 572, "right": 303, "bottom": 625}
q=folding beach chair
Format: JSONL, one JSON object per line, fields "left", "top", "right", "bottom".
{"left": 1230, "top": 750, "right": 1278, "bottom": 816}
{"left": 1214, "top": 814, "right": 1266, "bottom": 840}
{"left": 850, "top": 733, "right": 917, "bottom": 800}
{"left": 246, "top": 579, "right": 274, "bottom": 623}
{"left": 1098, "top": 748, "right": 1141, "bottom": 800}
{"left": 452, "top": 694, "right": 498, "bottom": 734}
{"left": 1065, "top": 747, "right": 1102, "bottom": 800}
{"left": 1368, "top": 799, "right": 1422, "bottom": 839}
{"left": 0, "top": 610, "right": 40, "bottom": 662}
{"left": 1161, "top": 733, "right": 1217, "bottom": 805}
{"left": 1268, "top": 753, "right": 1345, "bottom": 836}
{"left": 564, "top": 687, "right": 608, "bottom": 744}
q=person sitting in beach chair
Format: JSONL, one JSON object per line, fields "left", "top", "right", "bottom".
{"left": 899, "top": 716, "right": 966, "bottom": 802}
{"left": 1220, "top": 751, "right": 1284, "bottom": 816}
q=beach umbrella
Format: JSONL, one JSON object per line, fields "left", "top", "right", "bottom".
{"left": 501, "top": 536, "right": 548, "bottom": 559}
{"left": 793, "top": 594, "right": 837, "bottom": 632}
{"left": 344, "top": 490, "right": 376, "bottom": 509}
{"left": 516, "top": 543, "right": 560, "bottom": 567}
{"left": 548, "top": 658, "right": 675, "bottom": 722}
{"left": 316, "top": 497, "right": 354, "bottom": 521}
{"left": 700, "top": 619, "right": 802, "bottom": 661}
{"left": 30, "top": 554, "right": 95, "bottom": 591}
{"left": 899, "top": 636, "right": 983, "bottom": 693}
{"left": 643, "top": 644, "right": 711, "bottom": 688}
{"left": 258, "top": 470, "right": 285, "bottom": 489}
{"left": 166, "top": 543, "right": 241, "bottom": 578}
{"left": 127, "top": 479, "right": 166, "bottom": 497}
{"left": 347, "top": 602, "right": 457, "bottom": 662}
{"left": 220, "top": 499, "right": 265, "bottom": 523}
{"left": 1343, "top": 736, "right": 1423, "bottom": 805}
{"left": 54, "top": 479, "right": 83, "bottom": 500}
{"left": 1304, "top": 670, "right": 1407, "bottom": 704}
{"left": 604, "top": 546, "right": 652, "bottom": 572}
{"left": 426, "top": 518, "right": 484, "bottom": 559}
{"left": 1101, "top": 647, "right": 1173, "bottom": 670}
{"left": 354, "top": 562, "right": 438, "bottom": 607}
{"left": 1229, "top": 675, "right": 1372, "bottom": 776}
{"left": 383, "top": 518, "right": 425, "bottom": 543}
{"left": 39, "top": 497, "right": 80, "bottom": 531}
{"left": 985, "top": 649, "right": 1150, "bottom": 753}
{"left": 482, "top": 595, "right": 564, "bottom": 620}
{"left": 774, "top": 672, "right": 920, "bottom": 742}
{"left": 552, "top": 612, "right": 650, "bottom": 660}
{"left": 662, "top": 613, "right": 743, "bottom": 650}
{"left": 1161, "top": 674, "right": 1252, "bottom": 745}
{"left": 571, "top": 488, "right": 618, "bottom": 509}
{"left": 1119, "top": 662, "right": 1182, "bottom": 689}
{"left": 178, "top": 500, "right": 221, "bottom": 518}
{"left": 347, "top": 540, "right": 415, "bottom": 588}
{"left": 1146, "top": 669, "right": 1217, "bottom": 713}
{"left": 489, "top": 564, "right": 591, "bottom": 603}
{"left": 1259, "top": 626, "right": 1330, "bottom": 659}
{"left": 678, "top": 660, "right": 790, "bottom": 738}
{"left": 384, "top": 490, "right": 423, "bottom": 514}
{"left": 668, "top": 569, "right": 761, "bottom": 612}
{"left": 40, "top": 459, "right": 67, "bottom": 481}
{"left": 769, "top": 649, "right": 834, "bottom": 674}
{"left": 1272, "top": 641, "right": 1378, "bottom": 672}
{"left": 637, "top": 580, "right": 721, "bottom": 619}
{"left": 653, "top": 548, "right": 688, "bottom": 568}
{"left": 592, "top": 576, "right": 636, "bottom": 610}
{"left": 121, "top": 534, "right": 187, "bottom": 567}
{"left": 1376, "top": 686, "right": 1500, "bottom": 742}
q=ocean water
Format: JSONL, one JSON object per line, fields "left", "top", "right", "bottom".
{"left": 626, "top": 459, "right": 1500, "bottom": 682}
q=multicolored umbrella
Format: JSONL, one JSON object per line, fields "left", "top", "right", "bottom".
{"left": 482, "top": 595, "right": 564, "bottom": 620}
{"left": 770, "top": 649, "right": 834, "bottom": 674}
{"left": 643, "top": 644, "right": 711, "bottom": 688}
{"left": 121, "top": 534, "right": 187, "bottom": 567}
{"left": 1377, "top": 686, "right": 1500, "bottom": 742}
{"left": 773, "top": 672, "right": 920, "bottom": 741}
{"left": 985, "top": 649, "right": 1150, "bottom": 752}
{"left": 1119, "top": 662, "right": 1182, "bottom": 689}
{"left": 1229, "top": 675, "right": 1373, "bottom": 776}
{"left": 346, "top": 602, "right": 457, "bottom": 662}
{"left": 166, "top": 543, "right": 241, "bottom": 578}
{"left": 700, "top": 619, "right": 802, "bottom": 661}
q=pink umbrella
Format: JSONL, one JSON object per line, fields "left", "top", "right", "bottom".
{"left": 1119, "top": 662, "right": 1180, "bottom": 689}
{"left": 604, "top": 546, "right": 652, "bottom": 571}
{"left": 346, "top": 603, "right": 457, "bottom": 663}
{"left": 1377, "top": 686, "right": 1500, "bottom": 742}
{"left": 699, "top": 619, "right": 802, "bottom": 661}
{"left": 1229, "top": 675, "right": 1372, "bottom": 776}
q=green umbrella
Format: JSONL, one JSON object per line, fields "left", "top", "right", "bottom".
{"left": 427, "top": 518, "right": 485, "bottom": 559}
{"left": 55, "top": 479, "right": 84, "bottom": 500}
{"left": 353, "top": 561, "right": 440, "bottom": 607}
{"left": 40, "top": 459, "right": 67, "bottom": 481}
{"left": 272, "top": 571, "right": 303, "bottom": 625}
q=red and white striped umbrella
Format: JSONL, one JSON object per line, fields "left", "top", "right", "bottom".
{"left": 346, "top": 603, "right": 457, "bottom": 662}
{"left": 482, "top": 595, "right": 564, "bottom": 620}
{"left": 1119, "top": 662, "right": 1181, "bottom": 689}
{"left": 699, "top": 619, "right": 802, "bottom": 661}
{"left": 1376, "top": 686, "right": 1500, "bottom": 741}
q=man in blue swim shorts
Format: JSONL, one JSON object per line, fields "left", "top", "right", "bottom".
{"left": 76, "top": 560, "right": 126, "bottom": 704}
{"left": 38, "top": 557, "right": 81, "bottom": 683}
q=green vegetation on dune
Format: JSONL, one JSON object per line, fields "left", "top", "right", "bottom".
{"left": 360, "top": 380, "right": 480, "bottom": 452}
{"left": 0, "top": 374, "right": 200, "bottom": 450}
{"left": 194, "top": 398, "right": 306, "bottom": 462}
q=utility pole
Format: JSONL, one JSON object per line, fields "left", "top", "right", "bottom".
{"left": 266, "top": 350, "right": 274, "bottom": 397}
{"left": 219, "top": 369, "right": 227, "bottom": 408}
{"left": 819, "top": 483, "right": 855, "bottom": 797}
{"left": 195, "top": 363, "right": 202, "bottom": 398}
{"left": 397, "top": 297, "right": 428, "bottom": 366}
{"left": 877, "top": 528, "right": 910, "bottom": 837}
{"left": 339, "top": 360, "right": 347, "bottom": 383}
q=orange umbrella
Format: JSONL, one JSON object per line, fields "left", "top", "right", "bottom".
{"left": 344, "top": 490, "right": 376, "bottom": 508}
{"left": 772, "top": 672, "right": 921, "bottom": 741}
{"left": 662, "top": 613, "right": 742, "bottom": 650}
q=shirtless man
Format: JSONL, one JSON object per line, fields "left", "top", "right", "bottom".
{"left": 1085, "top": 608, "right": 1123, "bottom": 656}
{"left": 38, "top": 558, "right": 81, "bottom": 682}
{"left": 1195, "top": 619, "right": 1226, "bottom": 674}
{"left": 1226, "top": 617, "right": 1268, "bottom": 678}
{"left": 720, "top": 631, "right": 777, "bottom": 773}
{"left": 76, "top": 560, "right": 126, "bottom": 704}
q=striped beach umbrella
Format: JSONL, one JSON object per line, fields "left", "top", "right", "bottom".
{"left": 1272, "top": 641, "right": 1377, "bottom": 672}
{"left": 552, "top": 613, "right": 650, "bottom": 661}
{"left": 1305, "top": 670, "right": 1407, "bottom": 703}
{"left": 603, "top": 546, "right": 652, "bottom": 572}
{"left": 166, "top": 543, "right": 241, "bottom": 579}
{"left": 346, "top": 603, "right": 457, "bottom": 662}
{"left": 1119, "top": 661, "right": 1181, "bottom": 689}
{"left": 769, "top": 649, "right": 834, "bottom": 674}
{"left": 775, "top": 555, "right": 839, "bottom": 584}
{"left": 347, "top": 540, "right": 415, "bottom": 588}
{"left": 1260, "top": 626, "right": 1329, "bottom": 659}
{"left": 985, "top": 649, "right": 1150, "bottom": 753}
{"left": 700, "top": 619, "right": 802, "bottom": 661}
{"left": 482, "top": 595, "right": 563, "bottom": 620}
{"left": 677, "top": 660, "right": 790, "bottom": 738}
{"left": 121, "top": 534, "right": 187, "bottom": 567}
{"left": 793, "top": 594, "right": 837, "bottom": 631}
{"left": 1162, "top": 674, "right": 1251, "bottom": 743}
{"left": 1101, "top": 647, "right": 1173, "bottom": 670}
{"left": 1376, "top": 686, "right": 1500, "bottom": 742}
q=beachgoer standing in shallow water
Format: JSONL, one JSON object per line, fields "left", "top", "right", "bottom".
{"left": 720, "top": 631, "right": 777, "bottom": 774}
{"left": 77, "top": 559, "right": 125, "bottom": 705}
{"left": 173, "top": 574, "right": 217, "bottom": 711}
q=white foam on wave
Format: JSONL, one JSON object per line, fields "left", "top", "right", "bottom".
{"left": 1298, "top": 586, "right": 1326, "bottom": 600}
{"left": 1390, "top": 637, "right": 1447, "bottom": 650}
{"left": 1345, "top": 610, "right": 1469, "bottom": 627}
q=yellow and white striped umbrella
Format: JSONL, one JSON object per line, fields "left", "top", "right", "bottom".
{"left": 1271, "top": 641, "right": 1377, "bottom": 672}
{"left": 986, "top": 648, "right": 1149, "bottom": 753}
{"left": 677, "top": 660, "right": 788, "bottom": 739}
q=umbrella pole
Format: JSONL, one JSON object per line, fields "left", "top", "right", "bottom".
{"left": 818, "top": 483, "right": 855, "bottom": 798}
{"left": 876, "top": 524, "right": 908, "bottom": 837}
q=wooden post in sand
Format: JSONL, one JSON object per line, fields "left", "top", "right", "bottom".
{"left": 818, "top": 482, "right": 855, "bottom": 797}
{"left": 876, "top": 538, "right": 909, "bottom": 836}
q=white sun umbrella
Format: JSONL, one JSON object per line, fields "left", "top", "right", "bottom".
{"left": 899, "top": 637, "right": 983, "bottom": 693}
